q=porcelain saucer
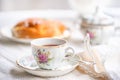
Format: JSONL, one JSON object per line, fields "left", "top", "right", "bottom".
{"left": 16, "top": 55, "right": 79, "bottom": 77}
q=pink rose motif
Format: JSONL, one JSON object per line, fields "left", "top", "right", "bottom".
{"left": 87, "top": 31, "right": 94, "bottom": 39}
{"left": 38, "top": 52, "right": 48, "bottom": 63}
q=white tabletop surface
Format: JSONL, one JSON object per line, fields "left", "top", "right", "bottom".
{"left": 0, "top": 10, "right": 120, "bottom": 80}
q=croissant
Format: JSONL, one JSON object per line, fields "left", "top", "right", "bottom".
{"left": 12, "top": 18, "right": 66, "bottom": 39}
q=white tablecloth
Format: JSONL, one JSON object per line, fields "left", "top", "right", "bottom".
{"left": 0, "top": 10, "right": 120, "bottom": 80}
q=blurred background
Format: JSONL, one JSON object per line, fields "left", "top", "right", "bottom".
{"left": 0, "top": 0, "right": 70, "bottom": 11}
{"left": 0, "top": 0, "right": 119, "bottom": 11}
{"left": 0, "top": 0, "right": 120, "bottom": 43}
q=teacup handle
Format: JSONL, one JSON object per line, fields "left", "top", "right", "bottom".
{"left": 65, "top": 47, "right": 75, "bottom": 58}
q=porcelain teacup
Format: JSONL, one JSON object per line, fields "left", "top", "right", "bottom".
{"left": 31, "top": 38, "right": 74, "bottom": 70}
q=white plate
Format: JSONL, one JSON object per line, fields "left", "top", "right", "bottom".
{"left": 0, "top": 10, "right": 77, "bottom": 43}
{"left": 0, "top": 26, "right": 70, "bottom": 43}
{"left": 16, "top": 55, "right": 79, "bottom": 77}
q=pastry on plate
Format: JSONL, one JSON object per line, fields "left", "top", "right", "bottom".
{"left": 12, "top": 18, "right": 66, "bottom": 39}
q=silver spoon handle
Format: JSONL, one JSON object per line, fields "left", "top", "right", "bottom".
{"left": 84, "top": 34, "right": 96, "bottom": 63}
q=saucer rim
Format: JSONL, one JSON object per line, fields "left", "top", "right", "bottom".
{"left": 16, "top": 55, "right": 79, "bottom": 71}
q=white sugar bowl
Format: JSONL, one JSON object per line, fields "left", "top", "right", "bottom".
{"left": 80, "top": 14, "right": 114, "bottom": 45}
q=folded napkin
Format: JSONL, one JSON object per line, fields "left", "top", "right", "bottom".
{"left": 76, "top": 49, "right": 112, "bottom": 80}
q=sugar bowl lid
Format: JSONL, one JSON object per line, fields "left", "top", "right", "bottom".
{"left": 81, "top": 13, "right": 114, "bottom": 27}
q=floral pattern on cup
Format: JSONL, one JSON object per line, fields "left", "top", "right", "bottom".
{"left": 36, "top": 49, "right": 53, "bottom": 64}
